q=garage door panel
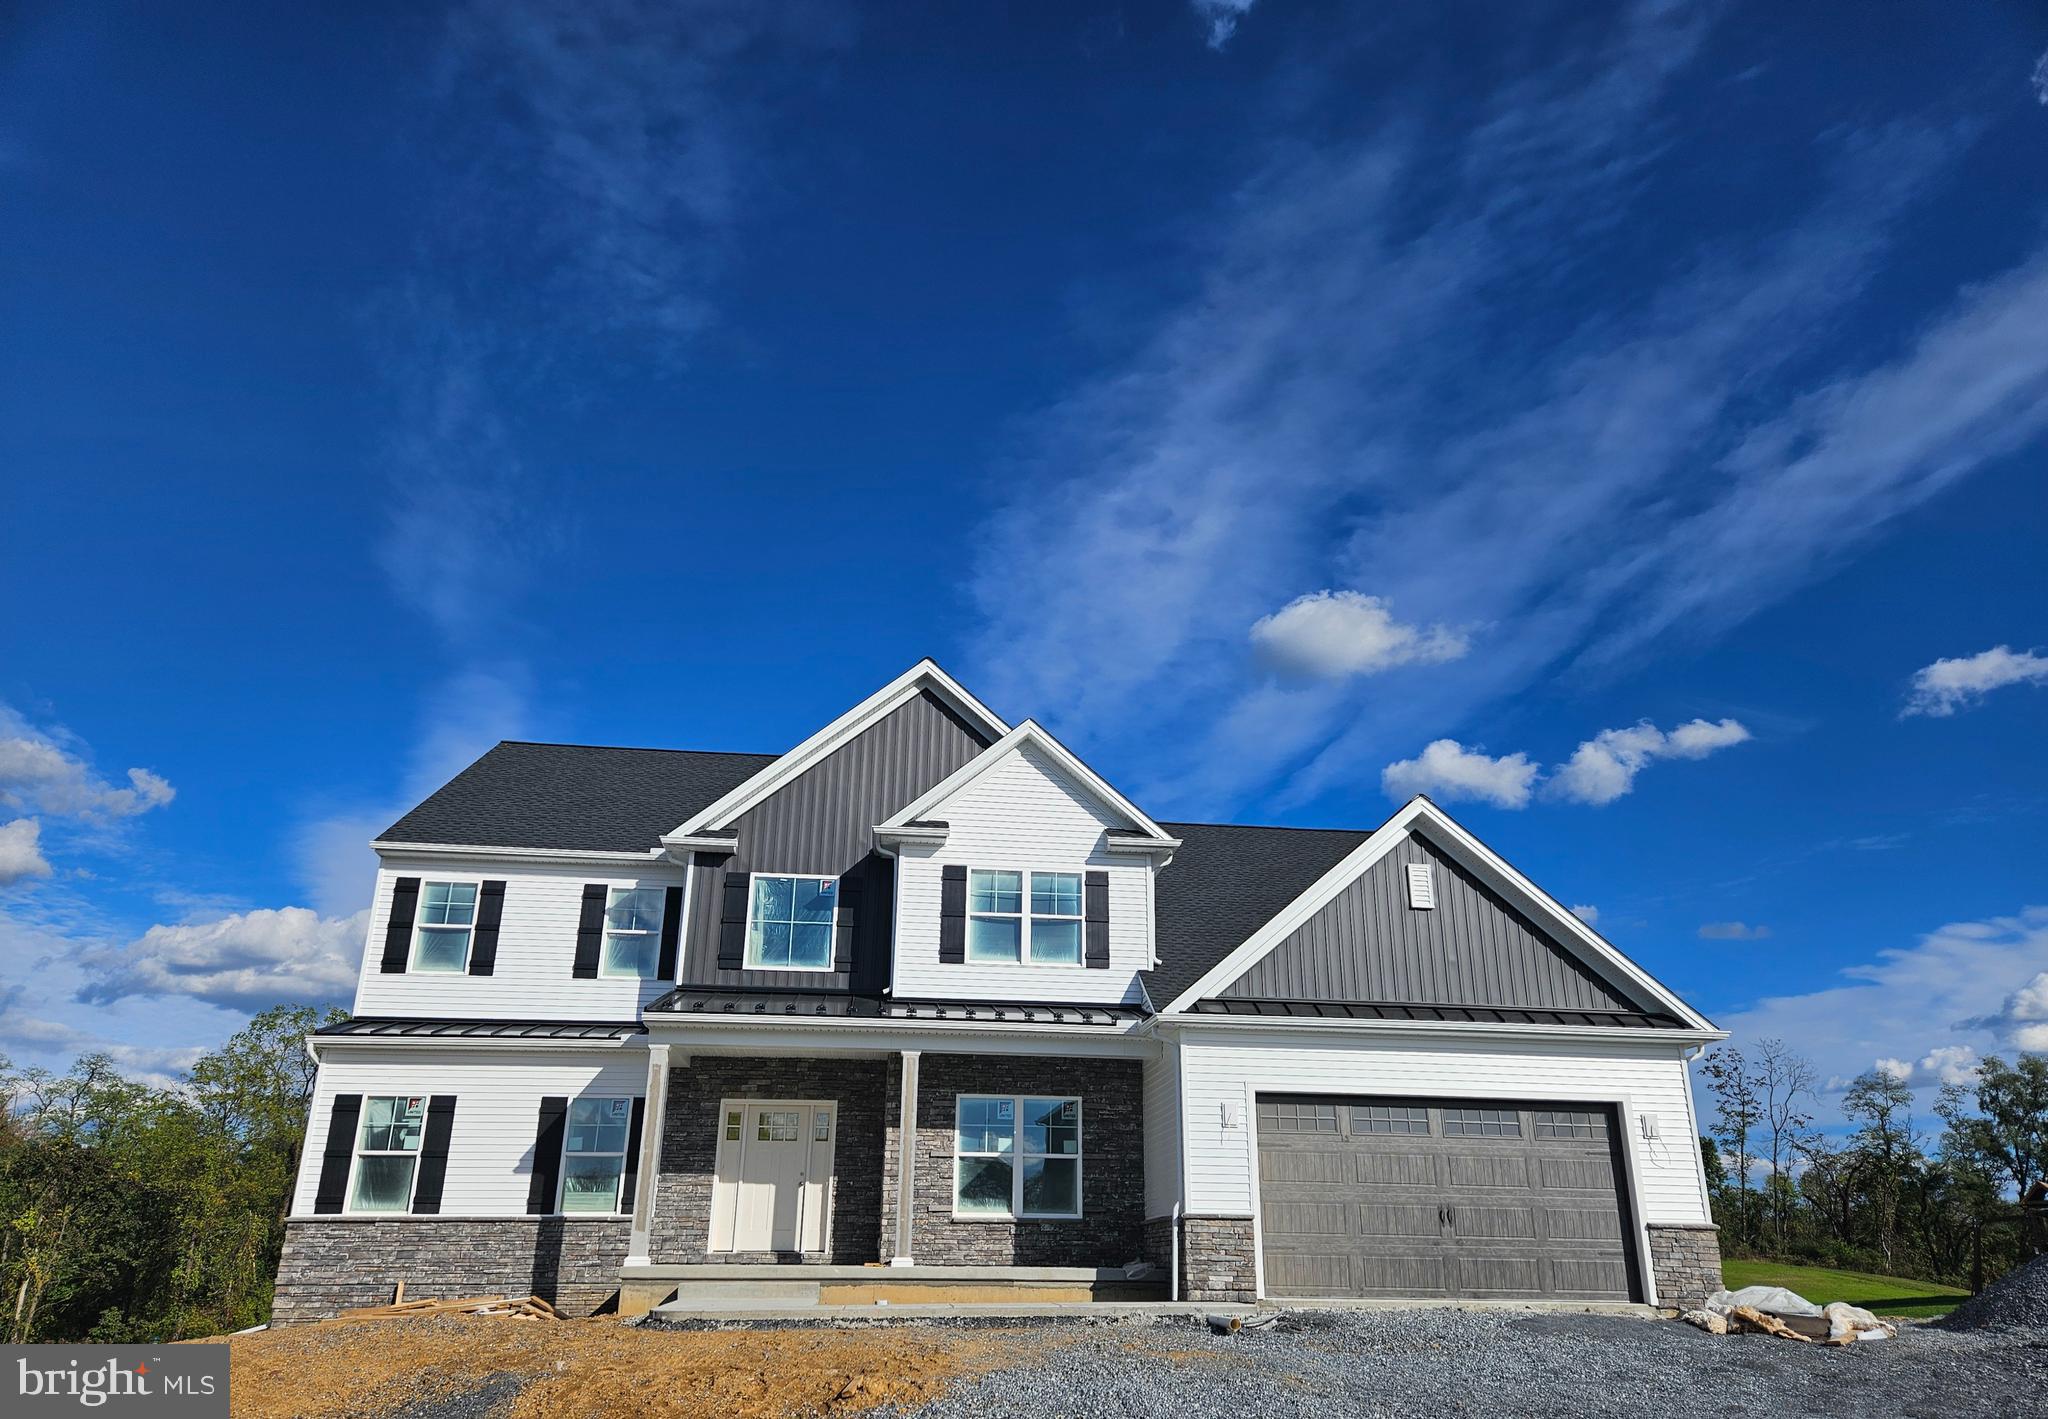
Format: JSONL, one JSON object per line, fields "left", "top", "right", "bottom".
{"left": 1256, "top": 1095, "right": 1639, "bottom": 1303}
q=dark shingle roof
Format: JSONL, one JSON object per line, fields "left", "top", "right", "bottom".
{"left": 1144, "top": 821, "right": 1372, "bottom": 1008}
{"left": 379, "top": 742, "right": 778, "bottom": 852}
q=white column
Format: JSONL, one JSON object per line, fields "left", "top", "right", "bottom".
{"left": 890, "top": 1049, "right": 920, "bottom": 1267}
{"left": 624, "top": 1042, "right": 672, "bottom": 1268}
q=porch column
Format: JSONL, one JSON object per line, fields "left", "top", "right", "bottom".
{"left": 890, "top": 1049, "right": 920, "bottom": 1267}
{"left": 625, "top": 1042, "right": 672, "bottom": 1267}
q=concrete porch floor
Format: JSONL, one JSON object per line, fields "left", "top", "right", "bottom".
{"left": 620, "top": 1263, "right": 1168, "bottom": 1318}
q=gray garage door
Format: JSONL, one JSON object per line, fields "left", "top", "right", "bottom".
{"left": 1256, "top": 1096, "right": 1640, "bottom": 1301}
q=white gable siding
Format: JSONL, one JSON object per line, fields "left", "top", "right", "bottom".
{"left": 891, "top": 743, "right": 1151, "bottom": 1005}
{"left": 1175, "top": 1030, "right": 1711, "bottom": 1230}
{"left": 291, "top": 1046, "right": 648, "bottom": 1217}
{"left": 351, "top": 858, "right": 686, "bottom": 1020}
{"left": 1141, "top": 1040, "right": 1182, "bottom": 1218}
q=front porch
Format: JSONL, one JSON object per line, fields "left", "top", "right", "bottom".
{"left": 619, "top": 1032, "right": 1154, "bottom": 1314}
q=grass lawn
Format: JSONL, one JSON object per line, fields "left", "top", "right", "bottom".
{"left": 1719, "top": 1259, "right": 1972, "bottom": 1319}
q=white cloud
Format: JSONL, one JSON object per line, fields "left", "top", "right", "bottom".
{"left": 1569, "top": 904, "right": 1600, "bottom": 926}
{"left": 1191, "top": 0, "right": 1257, "bottom": 49}
{"left": 1547, "top": 718, "right": 1750, "bottom": 806}
{"left": 1382, "top": 739, "right": 1539, "bottom": 809}
{"left": 964, "top": 1, "right": 2040, "bottom": 820}
{"left": 75, "top": 907, "right": 368, "bottom": 1013}
{"left": 1698, "top": 920, "right": 1770, "bottom": 941}
{"left": 1250, "top": 591, "right": 1468, "bottom": 679}
{"left": 1901, "top": 645, "right": 2048, "bottom": 718}
{"left": 0, "top": 705, "right": 175, "bottom": 822}
{"left": 0, "top": 819, "right": 52, "bottom": 887}
{"left": 0, "top": 1009, "right": 205, "bottom": 1090}
{"left": 1714, "top": 906, "right": 2048, "bottom": 1122}
{"left": 2033, "top": 47, "right": 2048, "bottom": 105}
{"left": 1962, "top": 969, "right": 2048, "bottom": 1053}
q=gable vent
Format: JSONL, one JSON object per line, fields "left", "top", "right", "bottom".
{"left": 1405, "top": 862, "right": 1436, "bottom": 910}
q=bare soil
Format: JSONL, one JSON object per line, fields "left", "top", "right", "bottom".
{"left": 225, "top": 1314, "right": 1048, "bottom": 1419}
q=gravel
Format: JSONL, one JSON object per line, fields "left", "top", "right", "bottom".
{"left": 892, "top": 1308, "right": 2048, "bottom": 1419}
{"left": 1940, "top": 1255, "right": 2048, "bottom": 1332}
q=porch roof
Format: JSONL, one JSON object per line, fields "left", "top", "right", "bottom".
{"left": 645, "top": 986, "right": 1146, "bottom": 1028}
{"left": 314, "top": 1017, "right": 647, "bottom": 1040}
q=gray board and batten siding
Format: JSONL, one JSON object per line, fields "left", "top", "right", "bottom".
{"left": 1219, "top": 831, "right": 1652, "bottom": 1014}
{"left": 681, "top": 688, "right": 994, "bottom": 995}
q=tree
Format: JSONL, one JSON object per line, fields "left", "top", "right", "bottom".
{"left": 1754, "top": 1039, "right": 1816, "bottom": 1250}
{"left": 1938, "top": 1051, "right": 2048, "bottom": 1261}
{"left": 1842, "top": 1068, "right": 1919, "bottom": 1269}
{"left": 1699, "top": 1047, "right": 1762, "bottom": 1249}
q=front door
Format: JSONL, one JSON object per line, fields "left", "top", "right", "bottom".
{"left": 711, "top": 1100, "right": 837, "bottom": 1254}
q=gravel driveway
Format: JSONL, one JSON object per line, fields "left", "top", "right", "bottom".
{"left": 894, "top": 1309, "right": 2048, "bottom": 1419}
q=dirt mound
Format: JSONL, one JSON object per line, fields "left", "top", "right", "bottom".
{"left": 1936, "top": 1254, "right": 2048, "bottom": 1332}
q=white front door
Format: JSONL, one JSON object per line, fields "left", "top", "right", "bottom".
{"left": 711, "top": 1100, "right": 837, "bottom": 1253}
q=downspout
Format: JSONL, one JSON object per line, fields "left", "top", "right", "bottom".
{"left": 1170, "top": 1199, "right": 1181, "bottom": 1304}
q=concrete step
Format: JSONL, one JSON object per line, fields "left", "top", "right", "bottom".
{"left": 648, "top": 1299, "right": 1245, "bottom": 1323}
{"left": 663, "top": 1279, "right": 822, "bottom": 1304}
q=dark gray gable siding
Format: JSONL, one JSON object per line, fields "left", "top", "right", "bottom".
{"left": 681, "top": 689, "right": 993, "bottom": 994}
{"left": 1217, "top": 831, "right": 1651, "bottom": 1013}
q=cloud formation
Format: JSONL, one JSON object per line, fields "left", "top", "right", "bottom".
{"left": 1698, "top": 921, "right": 1770, "bottom": 941}
{"left": 75, "top": 907, "right": 368, "bottom": 1014}
{"left": 1547, "top": 719, "right": 1751, "bottom": 806}
{"left": 1191, "top": 0, "right": 1257, "bottom": 49}
{"left": 1569, "top": 904, "right": 1600, "bottom": 926}
{"left": 1250, "top": 592, "right": 1468, "bottom": 679}
{"left": 0, "top": 819, "right": 52, "bottom": 887}
{"left": 1901, "top": 645, "right": 2048, "bottom": 718}
{"left": 1962, "top": 969, "right": 2048, "bottom": 1052}
{"left": 0, "top": 705, "right": 175, "bottom": 822}
{"left": 1381, "top": 739, "right": 1539, "bottom": 809}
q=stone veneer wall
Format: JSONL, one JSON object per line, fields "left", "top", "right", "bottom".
{"left": 878, "top": 1053, "right": 1145, "bottom": 1267}
{"left": 270, "top": 1218, "right": 630, "bottom": 1324}
{"left": 1645, "top": 1223, "right": 1723, "bottom": 1310}
{"left": 1180, "top": 1216, "right": 1256, "bottom": 1303}
{"left": 646, "top": 1055, "right": 888, "bottom": 1265}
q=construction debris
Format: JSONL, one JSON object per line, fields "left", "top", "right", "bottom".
{"left": 1688, "top": 1286, "right": 1895, "bottom": 1345}
{"left": 334, "top": 1293, "right": 567, "bottom": 1322}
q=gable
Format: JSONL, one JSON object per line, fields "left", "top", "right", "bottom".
{"left": 1215, "top": 830, "right": 1654, "bottom": 1014}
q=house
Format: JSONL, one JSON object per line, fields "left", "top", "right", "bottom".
{"left": 272, "top": 661, "right": 1726, "bottom": 1321}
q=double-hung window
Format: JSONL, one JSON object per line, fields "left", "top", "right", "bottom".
{"left": 601, "top": 887, "right": 665, "bottom": 978}
{"left": 350, "top": 1095, "right": 425, "bottom": 1212}
{"left": 966, "top": 870, "right": 1083, "bottom": 965}
{"left": 954, "top": 1096, "right": 1082, "bottom": 1218}
{"left": 560, "top": 1097, "right": 633, "bottom": 1213}
{"left": 411, "top": 881, "right": 476, "bottom": 972}
{"left": 746, "top": 875, "right": 836, "bottom": 970}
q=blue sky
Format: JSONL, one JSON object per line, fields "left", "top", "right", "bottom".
{"left": 2, "top": 0, "right": 2046, "bottom": 1120}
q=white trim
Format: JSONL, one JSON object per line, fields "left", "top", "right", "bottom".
{"left": 311, "top": 1034, "right": 642, "bottom": 1054}
{"left": 640, "top": 1019, "right": 1155, "bottom": 1059}
{"left": 1156, "top": 797, "right": 1717, "bottom": 1032}
{"left": 595, "top": 885, "right": 666, "bottom": 980}
{"left": 875, "top": 719, "right": 1176, "bottom": 846}
{"left": 625, "top": 1043, "right": 672, "bottom": 1266}
{"left": 708, "top": 1097, "right": 839, "bottom": 1253}
{"left": 373, "top": 841, "right": 666, "bottom": 866}
{"left": 960, "top": 865, "right": 1088, "bottom": 969}
{"left": 665, "top": 660, "right": 1010, "bottom": 841}
{"left": 341, "top": 1092, "right": 429, "bottom": 1217}
{"left": 663, "top": 834, "right": 740, "bottom": 857}
{"left": 1154, "top": 1016, "right": 1724, "bottom": 1047}
{"left": 741, "top": 872, "right": 841, "bottom": 972}
{"left": 555, "top": 1095, "right": 637, "bottom": 1216}
{"left": 951, "top": 1094, "right": 1084, "bottom": 1221}
{"left": 408, "top": 877, "right": 483, "bottom": 975}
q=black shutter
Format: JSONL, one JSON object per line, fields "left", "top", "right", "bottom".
{"left": 468, "top": 881, "right": 506, "bottom": 976}
{"left": 716, "top": 868, "right": 750, "bottom": 970}
{"left": 939, "top": 864, "right": 967, "bottom": 964}
{"left": 572, "top": 883, "right": 606, "bottom": 979}
{"left": 832, "top": 871, "right": 861, "bottom": 973}
{"left": 526, "top": 1096, "right": 569, "bottom": 1215}
{"left": 411, "top": 1096, "right": 457, "bottom": 1214}
{"left": 619, "top": 1096, "right": 648, "bottom": 1212}
{"left": 380, "top": 878, "right": 420, "bottom": 974}
{"left": 312, "top": 1094, "right": 362, "bottom": 1214}
{"left": 1084, "top": 869, "right": 1110, "bottom": 969}
{"left": 656, "top": 885, "right": 684, "bottom": 980}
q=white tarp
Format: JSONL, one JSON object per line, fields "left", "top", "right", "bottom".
{"left": 1703, "top": 1285, "right": 1823, "bottom": 1318}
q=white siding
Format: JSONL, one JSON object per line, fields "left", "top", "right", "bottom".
{"left": 291, "top": 1046, "right": 650, "bottom": 1217}
{"left": 1176, "top": 1029, "right": 1711, "bottom": 1227}
{"left": 1141, "top": 1041, "right": 1182, "bottom": 1218}
{"left": 891, "top": 744, "right": 1152, "bottom": 1005}
{"left": 351, "top": 857, "right": 686, "bottom": 1020}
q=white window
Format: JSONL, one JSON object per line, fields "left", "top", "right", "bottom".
{"left": 954, "top": 1095, "right": 1082, "bottom": 1219}
{"left": 746, "top": 875, "right": 837, "bottom": 970}
{"left": 601, "top": 887, "right": 665, "bottom": 978}
{"left": 967, "top": 869, "right": 1083, "bottom": 965}
{"left": 560, "top": 1097, "right": 634, "bottom": 1213}
{"left": 350, "top": 1095, "right": 425, "bottom": 1212}
{"left": 412, "top": 881, "right": 477, "bottom": 972}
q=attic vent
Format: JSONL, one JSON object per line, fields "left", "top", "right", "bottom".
{"left": 1405, "top": 862, "right": 1436, "bottom": 910}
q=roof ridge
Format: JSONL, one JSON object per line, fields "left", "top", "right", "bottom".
{"left": 492, "top": 740, "right": 780, "bottom": 757}
{"left": 1159, "top": 819, "right": 1373, "bottom": 835}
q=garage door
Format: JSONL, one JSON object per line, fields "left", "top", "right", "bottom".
{"left": 1256, "top": 1096, "right": 1640, "bottom": 1301}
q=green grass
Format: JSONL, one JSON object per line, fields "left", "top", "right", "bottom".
{"left": 1719, "top": 1259, "right": 1972, "bottom": 1319}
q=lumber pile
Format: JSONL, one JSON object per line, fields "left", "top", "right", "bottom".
{"left": 335, "top": 1293, "right": 566, "bottom": 1322}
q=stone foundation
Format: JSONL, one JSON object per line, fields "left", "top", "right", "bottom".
{"left": 270, "top": 1217, "right": 630, "bottom": 1324}
{"left": 1646, "top": 1223, "right": 1723, "bottom": 1310}
{"left": 1181, "top": 1215, "right": 1256, "bottom": 1303}
{"left": 879, "top": 1053, "right": 1144, "bottom": 1267}
{"left": 648, "top": 1055, "right": 888, "bottom": 1265}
